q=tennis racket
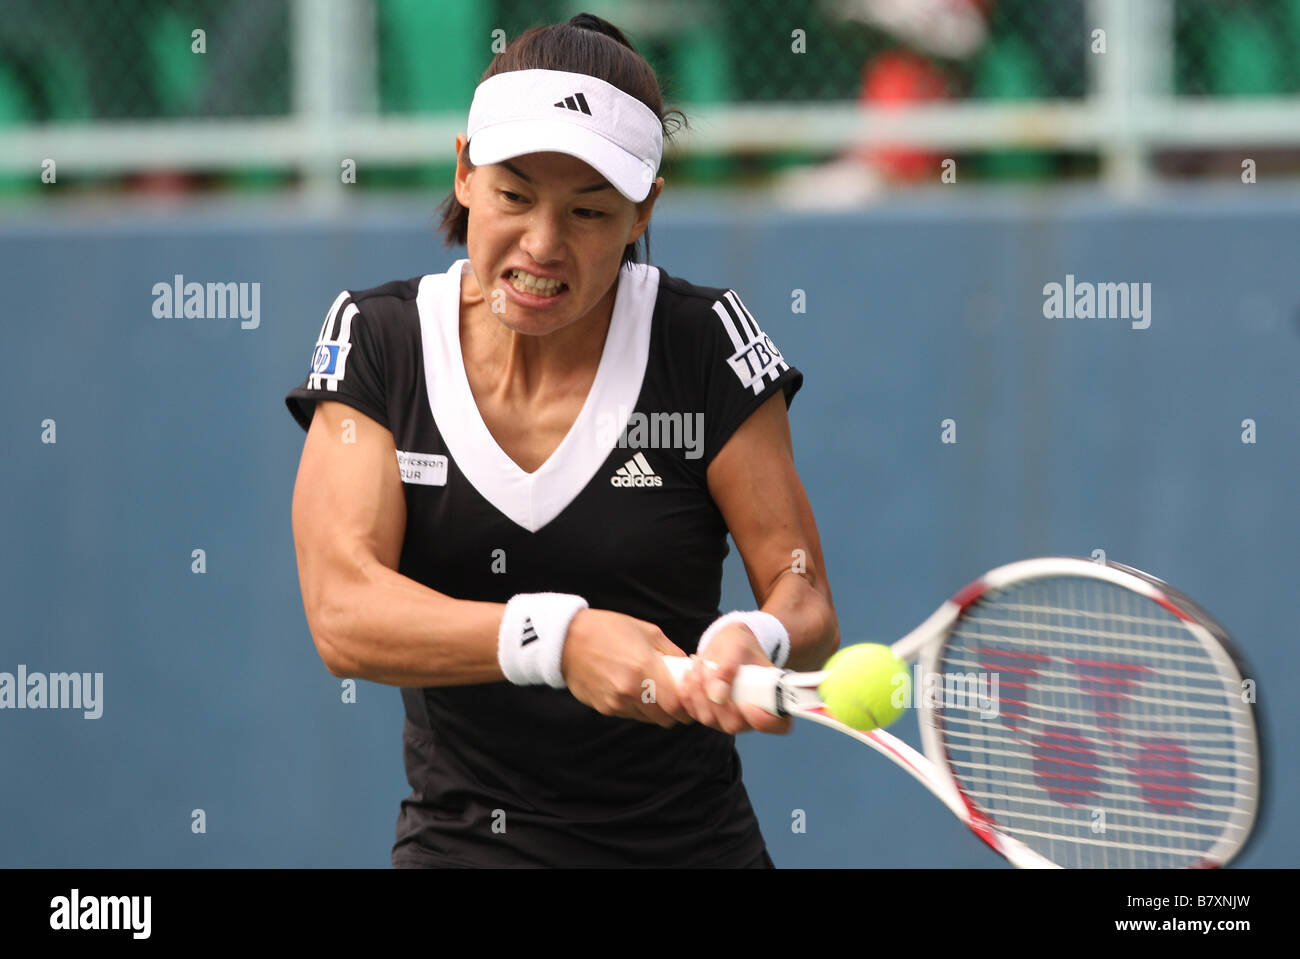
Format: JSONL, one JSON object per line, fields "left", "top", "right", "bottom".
{"left": 663, "top": 556, "right": 1262, "bottom": 868}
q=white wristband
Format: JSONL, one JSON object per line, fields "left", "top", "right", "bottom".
{"left": 498, "top": 592, "right": 588, "bottom": 688}
{"left": 696, "top": 610, "right": 790, "bottom": 668}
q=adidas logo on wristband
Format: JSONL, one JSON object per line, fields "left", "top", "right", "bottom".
{"left": 498, "top": 593, "right": 589, "bottom": 689}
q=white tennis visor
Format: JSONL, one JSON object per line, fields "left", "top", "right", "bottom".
{"left": 466, "top": 69, "right": 663, "bottom": 202}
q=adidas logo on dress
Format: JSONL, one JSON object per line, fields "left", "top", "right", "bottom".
{"left": 610, "top": 452, "right": 662, "bottom": 488}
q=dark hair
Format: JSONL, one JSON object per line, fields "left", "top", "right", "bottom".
{"left": 437, "top": 13, "right": 686, "bottom": 267}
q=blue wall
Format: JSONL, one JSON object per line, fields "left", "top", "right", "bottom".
{"left": 2, "top": 189, "right": 1296, "bottom": 867}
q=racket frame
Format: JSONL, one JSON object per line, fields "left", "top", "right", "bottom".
{"left": 671, "top": 555, "right": 1262, "bottom": 868}
{"left": 911, "top": 556, "right": 1261, "bottom": 869}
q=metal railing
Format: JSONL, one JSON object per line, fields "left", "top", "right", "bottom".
{"left": 1, "top": 0, "right": 1298, "bottom": 196}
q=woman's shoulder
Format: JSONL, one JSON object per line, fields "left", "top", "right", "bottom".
{"left": 648, "top": 265, "right": 767, "bottom": 345}
{"left": 646, "top": 263, "right": 798, "bottom": 398}
{"left": 649, "top": 264, "right": 735, "bottom": 312}
{"left": 322, "top": 274, "right": 441, "bottom": 344}
{"left": 341, "top": 275, "right": 426, "bottom": 312}
{"left": 341, "top": 260, "right": 471, "bottom": 325}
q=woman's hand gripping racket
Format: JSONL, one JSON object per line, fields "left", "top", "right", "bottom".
{"left": 664, "top": 557, "right": 1262, "bottom": 868}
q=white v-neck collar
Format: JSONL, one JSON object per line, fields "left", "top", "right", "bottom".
{"left": 417, "top": 258, "right": 659, "bottom": 532}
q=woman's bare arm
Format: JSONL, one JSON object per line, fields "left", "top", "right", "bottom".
{"left": 708, "top": 390, "right": 840, "bottom": 672}
{"left": 291, "top": 399, "right": 692, "bottom": 726}
{"left": 291, "top": 400, "right": 505, "bottom": 686}
{"left": 672, "top": 390, "right": 840, "bottom": 734}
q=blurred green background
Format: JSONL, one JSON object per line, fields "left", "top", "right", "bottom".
{"left": 3, "top": 0, "right": 1300, "bottom": 198}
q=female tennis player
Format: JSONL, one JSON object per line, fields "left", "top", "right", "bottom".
{"left": 286, "top": 13, "right": 838, "bottom": 867}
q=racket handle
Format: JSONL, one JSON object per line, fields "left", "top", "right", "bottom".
{"left": 661, "top": 655, "right": 786, "bottom": 714}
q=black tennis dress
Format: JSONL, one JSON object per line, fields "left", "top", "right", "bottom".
{"left": 286, "top": 258, "right": 802, "bottom": 866}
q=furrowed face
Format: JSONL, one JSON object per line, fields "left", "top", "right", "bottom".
{"left": 454, "top": 134, "right": 660, "bottom": 335}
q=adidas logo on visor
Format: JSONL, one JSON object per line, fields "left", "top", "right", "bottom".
{"left": 553, "top": 92, "right": 592, "bottom": 115}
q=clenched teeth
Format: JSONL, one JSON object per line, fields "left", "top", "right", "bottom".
{"left": 508, "top": 269, "right": 566, "bottom": 296}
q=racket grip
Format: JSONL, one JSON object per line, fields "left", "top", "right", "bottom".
{"left": 660, "top": 655, "right": 786, "bottom": 714}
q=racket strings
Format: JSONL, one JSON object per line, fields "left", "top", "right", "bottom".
{"left": 947, "top": 628, "right": 1233, "bottom": 671}
{"left": 947, "top": 752, "right": 1250, "bottom": 799}
{"left": 934, "top": 576, "right": 1257, "bottom": 869}
{"left": 938, "top": 663, "right": 1242, "bottom": 713}
{"left": 957, "top": 788, "right": 1242, "bottom": 831}
{"left": 943, "top": 726, "right": 1248, "bottom": 776}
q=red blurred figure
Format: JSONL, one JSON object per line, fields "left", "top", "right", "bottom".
{"left": 855, "top": 50, "right": 948, "bottom": 181}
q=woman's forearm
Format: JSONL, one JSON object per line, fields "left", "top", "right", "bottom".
{"left": 310, "top": 559, "right": 507, "bottom": 687}
{"left": 762, "top": 567, "right": 840, "bottom": 672}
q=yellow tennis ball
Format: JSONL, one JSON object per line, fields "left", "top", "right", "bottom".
{"left": 819, "top": 643, "right": 911, "bottom": 731}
